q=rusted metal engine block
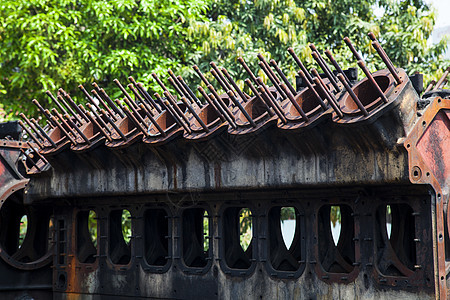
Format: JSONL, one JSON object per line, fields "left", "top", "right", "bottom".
{"left": 0, "top": 33, "right": 449, "bottom": 299}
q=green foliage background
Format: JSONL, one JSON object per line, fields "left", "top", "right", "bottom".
{"left": 0, "top": 0, "right": 449, "bottom": 120}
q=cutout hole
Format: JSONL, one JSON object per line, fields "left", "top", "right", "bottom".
{"left": 18, "top": 215, "right": 28, "bottom": 248}
{"left": 109, "top": 209, "right": 131, "bottom": 265}
{"left": 280, "top": 207, "right": 296, "bottom": 249}
{"left": 144, "top": 209, "right": 169, "bottom": 267}
{"left": 182, "top": 208, "right": 209, "bottom": 268}
{"left": 330, "top": 206, "right": 341, "bottom": 246}
{"left": 239, "top": 208, "right": 252, "bottom": 252}
{"left": 76, "top": 210, "right": 97, "bottom": 263}
{"left": 386, "top": 205, "right": 392, "bottom": 239}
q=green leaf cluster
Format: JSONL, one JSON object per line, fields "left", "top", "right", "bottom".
{"left": 0, "top": 0, "right": 448, "bottom": 119}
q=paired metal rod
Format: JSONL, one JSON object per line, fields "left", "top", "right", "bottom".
{"left": 243, "top": 79, "right": 274, "bottom": 117}
{"left": 123, "top": 98, "right": 150, "bottom": 136}
{"left": 324, "top": 50, "right": 351, "bottom": 85}
{"left": 211, "top": 62, "right": 234, "bottom": 93}
{"left": 136, "top": 82, "right": 162, "bottom": 113}
{"left": 86, "top": 103, "right": 112, "bottom": 134}
{"left": 337, "top": 73, "right": 368, "bottom": 116}
{"left": 65, "top": 114, "right": 91, "bottom": 144}
{"left": 91, "top": 89, "right": 118, "bottom": 121}
{"left": 163, "top": 91, "right": 191, "bottom": 125}
{"left": 79, "top": 85, "right": 102, "bottom": 112}
{"left": 280, "top": 83, "right": 309, "bottom": 122}
{"left": 310, "top": 44, "right": 338, "bottom": 84}
{"left": 258, "top": 61, "right": 286, "bottom": 99}
{"left": 206, "top": 84, "right": 237, "bottom": 127}
{"left": 287, "top": 47, "right": 313, "bottom": 83}
{"left": 435, "top": 67, "right": 450, "bottom": 89}
{"left": 50, "top": 115, "right": 76, "bottom": 144}
{"left": 256, "top": 85, "right": 286, "bottom": 124}
{"left": 180, "top": 97, "right": 209, "bottom": 132}
{"left": 311, "top": 51, "right": 340, "bottom": 92}
{"left": 238, "top": 57, "right": 258, "bottom": 85}
{"left": 371, "top": 41, "right": 402, "bottom": 85}
{"left": 79, "top": 104, "right": 112, "bottom": 142}
{"left": 178, "top": 76, "right": 203, "bottom": 108}
{"left": 297, "top": 71, "right": 327, "bottom": 110}
{"left": 31, "top": 118, "right": 57, "bottom": 147}
{"left": 357, "top": 60, "right": 388, "bottom": 103}
{"left": 312, "top": 77, "right": 343, "bottom": 118}
{"left": 227, "top": 91, "right": 256, "bottom": 127}
{"left": 138, "top": 103, "right": 166, "bottom": 136}
{"left": 256, "top": 77, "right": 285, "bottom": 119}
{"left": 257, "top": 53, "right": 280, "bottom": 84}
{"left": 18, "top": 120, "right": 44, "bottom": 149}
{"left": 344, "top": 37, "right": 363, "bottom": 61}
{"left": 198, "top": 86, "right": 234, "bottom": 127}
{"left": 20, "top": 113, "right": 45, "bottom": 142}
{"left": 270, "top": 59, "right": 296, "bottom": 94}
{"left": 100, "top": 108, "right": 127, "bottom": 141}
{"left": 32, "top": 99, "right": 57, "bottom": 127}
{"left": 221, "top": 68, "right": 249, "bottom": 103}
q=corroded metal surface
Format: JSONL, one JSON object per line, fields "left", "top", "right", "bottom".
{"left": 0, "top": 32, "right": 448, "bottom": 299}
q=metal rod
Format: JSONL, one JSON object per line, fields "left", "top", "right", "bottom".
{"left": 51, "top": 108, "right": 76, "bottom": 138}
{"left": 280, "top": 83, "right": 309, "bottom": 121}
{"left": 372, "top": 41, "right": 402, "bottom": 85}
{"left": 311, "top": 52, "right": 340, "bottom": 92}
{"left": 256, "top": 85, "right": 287, "bottom": 124}
{"left": 435, "top": 67, "right": 450, "bottom": 89}
{"left": 78, "top": 85, "right": 102, "bottom": 112}
{"left": 26, "top": 141, "right": 49, "bottom": 164}
{"left": 337, "top": 73, "right": 368, "bottom": 116}
{"left": 206, "top": 84, "right": 236, "bottom": 125}
{"left": 258, "top": 61, "right": 287, "bottom": 99}
{"left": 123, "top": 97, "right": 149, "bottom": 131}
{"left": 57, "top": 94, "right": 83, "bottom": 125}
{"left": 310, "top": 68, "right": 339, "bottom": 107}
{"left": 18, "top": 120, "right": 44, "bottom": 149}
{"left": 136, "top": 82, "right": 162, "bottom": 113}
{"left": 343, "top": 37, "right": 363, "bottom": 61}
{"left": 287, "top": 47, "right": 313, "bottom": 83}
{"left": 122, "top": 105, "right": 149, "bottom": 137}
{"left": 163, "top": 91, "right": 191, "bottom": 125}
{"left": 269, "top": 60, "right": 296, "bottom": 94}
{"left": 297, "top": 71, "right": 327, "bottom": 110}
{"left": 180, "top": 96, "right": 209, "bottom": 132}
{"left": 61, "top": 90, "right": 90, "bottom": 123}
{"left": 211, "top": 62, "right": 234, "bottom": 92}
{"left": 86, "top": 103, "right": 112, "bottom": 134}
{"left": 30, "top": 118, "right": 57, "bottom": 148}
{"left": 324, "top": 50, "right": 350, "bottom": 85}
{"left": 79, "top": 104, "right": 112, "bottom": 142}
{"left": 32, "top": 99, "right": 56, "bottom": 127}
{"left": 197, "top": 87, "right": 226, "bottom": 123}
{"left": 424, "top": 80, "right": 436, "bottom": 93}
{"left": 227, "top": 91, "right": 256, "bottom": 127}
{"left": 97, "top": 84, "right": 126, "bottom": 117}
{"left": 237, "top": 57, "right": 258, "bottom": 85}
{"left": 127, "top": 83, "right": 148, "bottom": 109}
{"left": 221, "top": 68, "right": 249, "bottom": 103}
{"left": 160, "top": 98, "right": 192, "bottom": 134}
{"left": 20, "top": 113, "right": 45, "bottom": 141}
{"left": 100, "top": 109, "right": 127, "bottom": 141}
{"left": 437, "top": 79, "right": 448, "bottom": 89}
{"left": 178, "top": 75, "right": 203, "bottom": 108}
{"left": 312, "top": 77, "right": 343, "bottom": 118}
{"left": 257, "top": 53, "right": 280, "bottom": 84}
{"left": 20, "top": 148, "right": 41, "bottom": 172}
{"left": 211, "top": 69, "right": 230, "bottom": 95}
{"left": 256, "top": 77, "right": 285, "bottom": 118}
{"left": 138, "top": 103, "right": 166, "bottom": 136}
{"left": 167, "top": 70, "right": 194, "bottom": 105}
{"left": 65, "top": 114, "right": 91, "bottom": 144}
{"left": 50, "top": 115, "right": 76, "bottom": 144}
{"left": 128, "top": 77, "right": 157, "bottom": 111}
{"left": 309, "top": 44, "right": 335, "bottom": 80}
{"left": 91, "top": 89, "right": 118, "bottom": 121}
{"left": 243, "top": 79, "right": 274, "bottom": 117}
{"left": 193, "top": 65, "right": 211, "bottom": 86}
{"left": 45, "top": 90, "right": 68, "bottom": 115}
{"left": 113, "top": 79, "right": 139, "bottom": 110}
{"left": 357, "top": 60, "right": 388, "bottom": 103}
{"left": 368, "top": 32, "right": 396, "bottom": 73}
